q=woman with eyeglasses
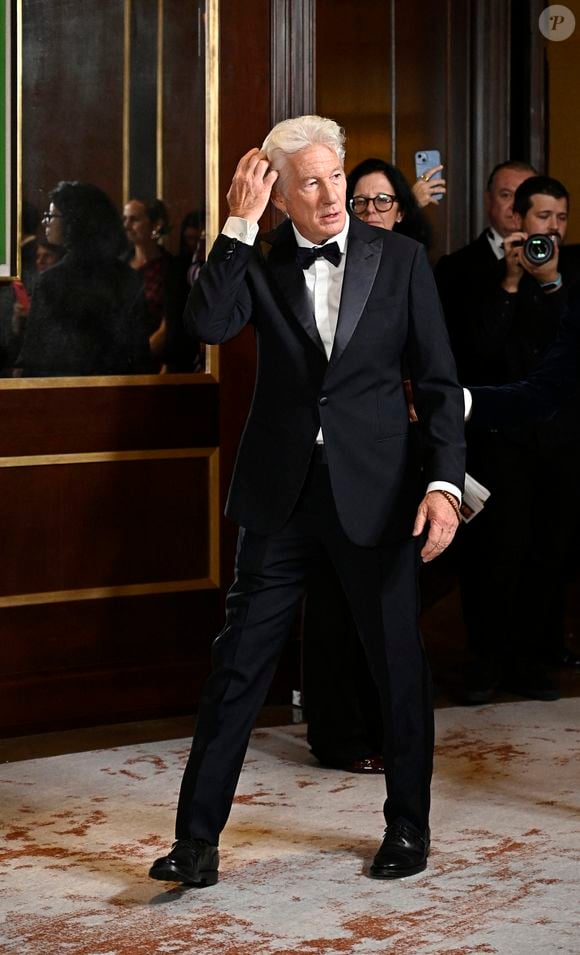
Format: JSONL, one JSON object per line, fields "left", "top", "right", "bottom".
{"left": 16, "top": 181, "right": 151, "bottom": 377}
{"left": 303, "top": 157, "right": 440, "bottom": 774}
{"left": 347, "top": 157, "right": 436, "bottom": 244}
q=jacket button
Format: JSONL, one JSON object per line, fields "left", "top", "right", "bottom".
{"left": 319, "top": 395, "right": 328, "bottom": 405}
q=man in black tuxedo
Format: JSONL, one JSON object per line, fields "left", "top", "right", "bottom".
{"left": 149, "top": 116, "right": 465, "bottom": 886}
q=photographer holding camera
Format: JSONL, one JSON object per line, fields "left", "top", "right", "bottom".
{"left": 436, "top": 174, "right": 580, "bottom": 704}
{"left": 501, "top": 177, "right": 569, "bottom": 296}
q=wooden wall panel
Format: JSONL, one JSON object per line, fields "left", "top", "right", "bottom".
{"left": 0, "top": 590, "right": 220, "bottom": 734}
{"left": 0, "top": 455, "right": 212, "bottom": 597}
{"left": 0, "top": 382, "right": 218, "bottom": 455}
{"left": 316, "top": 0, "right": 392, "bottom": 169}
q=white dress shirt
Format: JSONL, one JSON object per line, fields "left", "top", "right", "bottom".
{"left": 487, "top": 226, "right": 505, "bottom": 260}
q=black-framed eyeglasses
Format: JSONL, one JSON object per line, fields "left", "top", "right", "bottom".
{"left": 349, "top": 194, "right": 398, "bottom": 214}
{"left": 42, "top": 211, "right": 63, "bottom": 222}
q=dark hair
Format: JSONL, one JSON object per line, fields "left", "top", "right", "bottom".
{"left": 512, "top": 175, "right": 569, "bottom": 218}
{"left": 48, "top": 181, "right": 128, "bottom": 260}
{"left": 486, "top": 160, "right": 537, "bottom": 192}
{"left": 346, "top": 157, "right": 431, "bottom": 246}
{"left": 130, "top": 197, "right": 171, "bottom": 236}
{"left": 179, "top": 209, "right": 205, "bottom": 256}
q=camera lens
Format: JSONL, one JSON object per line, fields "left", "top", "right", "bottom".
{"left": 523, "top": 233, "right": 555, "bottom": 265}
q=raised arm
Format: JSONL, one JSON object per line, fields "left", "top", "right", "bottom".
{"left": 184, "top": 149, "right": 279, "bottom": 344}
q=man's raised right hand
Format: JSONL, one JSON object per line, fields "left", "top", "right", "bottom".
{"left": 226, "top": 148, "right": 279, "bottom": 224}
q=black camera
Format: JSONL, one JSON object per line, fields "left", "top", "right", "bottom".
{"left": 522, "top": 233, "right": 556, "bottom": 265}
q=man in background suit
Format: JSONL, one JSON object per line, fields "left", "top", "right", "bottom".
{"left": 435, "top": 160, "right": 537, "bottom": 349}
{"left": 149, "top": 115, "right": 465, "bottom": 886}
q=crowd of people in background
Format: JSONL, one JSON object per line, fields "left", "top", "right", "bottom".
{"left": 0, "top": 188, "right": 205, "bottom": 377}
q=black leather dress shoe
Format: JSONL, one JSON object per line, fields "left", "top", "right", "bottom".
{"left": 506, "top": 665, "right": 560, "bottom": 701}
{"left": 461, "top": 662, "right": 501, "bottom": 706}
{"left": 462, "top": 680, "right": 498, "bottom": 706}
{"left": 370, "top": 819, "right": 430, "bottom": 879}
{"left": 149, "top": 839, "right": 219, "bottom": 886}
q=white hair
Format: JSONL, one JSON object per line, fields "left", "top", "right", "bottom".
{"left": 262, "top": 115, "right": 346, "bottom": 175}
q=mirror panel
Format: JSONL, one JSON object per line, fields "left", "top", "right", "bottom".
{"left": 0, "top": 0, "right": 216, "bottom": 381}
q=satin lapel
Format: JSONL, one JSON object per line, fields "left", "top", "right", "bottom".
{"left": 329, "top": 219, "right": 383, "bottom": 370}
{"left": 260, "top": 223, "right": 326, "bottom": 354}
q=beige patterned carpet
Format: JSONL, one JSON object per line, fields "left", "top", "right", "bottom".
{"left": 1, "top": 699, "right": 579, "bottom": 954}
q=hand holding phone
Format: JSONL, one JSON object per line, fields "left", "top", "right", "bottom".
{"left": 414, "top": 150, "right": 445, "bottom": 203}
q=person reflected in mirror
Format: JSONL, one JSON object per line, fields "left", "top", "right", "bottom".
{"left": 123, "top": 198, "right": 199, "bottom": 372}
{"left": 178, "top": 209, "right": 206, "bottom": 287}
{"left": 303, "top": 158, "right": 437, "bottom": 774}
{"left": 15, "top": 181, "right": 151, "bottom": 377}
{"left": 0, "top": 202, "right": 42, "bottom": 374}
{"left": 10, "top": 239, "right": 66, "bottom": 358}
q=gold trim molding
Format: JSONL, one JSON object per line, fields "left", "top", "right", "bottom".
{"left": 0, "top": 578, "right": 219, "bottom": 610}
{"left": 122, "top": 0, "right": 131, "bottom": 204}
{"left": 0, "top": 447, "right": 217, "bottom": 468}
{"left": 205, "top": 0, "right": 220, "bottom": 381}
{"left": 0, "top": 372, "right": 215, "bottom": 389}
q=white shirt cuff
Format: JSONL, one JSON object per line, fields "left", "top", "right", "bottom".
{"left": 222, "top": 217, "right": 259, "bottom": 245}
{"left": 463, "top": 387, "right": 472, "bottom": 421}
{"left": 427, "top": 481, "right": 462, "bottom": 504}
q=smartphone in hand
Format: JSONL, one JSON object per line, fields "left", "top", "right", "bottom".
{"left": 414, "top": 150, "right": 444, "bottom": 201}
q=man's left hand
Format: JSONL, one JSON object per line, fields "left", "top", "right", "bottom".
{"left": 412, "top": 491, "right": 460, "bottom": 562}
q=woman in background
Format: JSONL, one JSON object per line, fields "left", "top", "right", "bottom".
{"left": 17, "top": 182, "right": 150, "bottom": 377}
{"left": 123, "top": 198, "right": 199, "bottom": 372}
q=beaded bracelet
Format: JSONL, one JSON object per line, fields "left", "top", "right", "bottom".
{"left": 428, "top": 489, "right": 461, "bottom": 522}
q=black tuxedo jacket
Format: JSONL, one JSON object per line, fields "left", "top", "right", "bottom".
{"left": 185, "top": 214, "right": 465, "bottom": 547}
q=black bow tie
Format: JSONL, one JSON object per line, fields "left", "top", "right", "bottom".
{"left": 296, "top": 241, "right": 341, "bottom": 270}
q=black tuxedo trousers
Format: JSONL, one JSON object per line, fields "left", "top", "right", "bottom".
{"left": 176, "top": 447, "right": 434, "bottom": 842}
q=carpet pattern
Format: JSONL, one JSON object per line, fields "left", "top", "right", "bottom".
{"left": 1, "top": 699, "right": 579, "bottom": 954}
